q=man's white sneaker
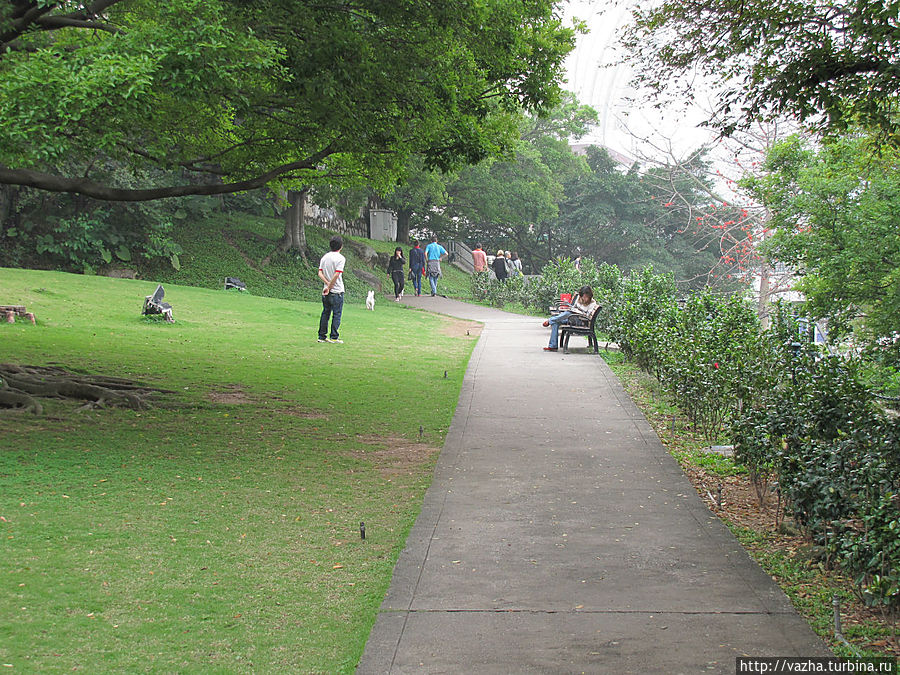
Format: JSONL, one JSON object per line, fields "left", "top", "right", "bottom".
{"left": 326, "top": 338, "right": 344, "bottom": 344}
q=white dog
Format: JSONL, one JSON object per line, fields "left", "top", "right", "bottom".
{"left": 365, "top": 289, "right": 376, "bottom": 311}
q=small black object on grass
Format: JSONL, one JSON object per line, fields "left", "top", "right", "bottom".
{"left": 142, "top": 285, "right": 174, "bottom": 323}
{"left": 224, "top": 277, "right": 247, "bottom": 291}
{"left": 360, "top": 522, "right": 366, "bottom": 540}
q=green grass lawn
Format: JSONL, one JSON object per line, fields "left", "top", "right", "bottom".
{"left": 0, "top": 267, "right": 478, "bottom": 672}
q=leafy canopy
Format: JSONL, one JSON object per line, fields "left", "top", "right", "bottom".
{"left": 746, "top": 132, "right": 900, "bottom": 355}
{"left": 0, "top": 0, "right": 576, "bottom": 200}
{"left": 622, "top": 0, "right": 900, "bottom": 142}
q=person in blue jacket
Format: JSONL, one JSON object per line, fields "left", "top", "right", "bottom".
{"left": 424, "top": 235, "right": 448, "bottom": 296}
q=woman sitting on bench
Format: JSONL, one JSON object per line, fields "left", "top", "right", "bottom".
{"left": 542, "top": 286, "right": 599, "bottom": 352}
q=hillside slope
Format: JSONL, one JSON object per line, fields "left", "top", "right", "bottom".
{"left": 139, "top": 214, "right": 472, "bottom": 302}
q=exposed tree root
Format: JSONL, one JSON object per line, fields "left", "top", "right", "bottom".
{"left": 0, "top": 364, "right": 173, "bottom": 415}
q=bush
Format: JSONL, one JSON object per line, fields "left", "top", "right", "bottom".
{"left": 730, "top": 310, "right": 900, "bottom": 610}
{"left": 4, "top": 203, "right": 182, "bottom": 274}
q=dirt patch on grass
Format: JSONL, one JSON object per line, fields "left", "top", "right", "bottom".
{"left": 207, "top": 385, "right": 254, "bottom": 404}
{"left": 282, "top": 407, "right": 329, "bottom": 420}
{"left": 349, "top": 434, "right": 440, "bottom": 477}
{"left": 681, "top": 463, "right": 780, "bottom": 533}
{"left": 438, "top": 318, "right": 482, "bottom": 339}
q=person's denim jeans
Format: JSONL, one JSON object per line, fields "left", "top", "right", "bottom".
{"left": 547, "top": 311, "right": 572, "bottom": 349}
{"left": 319, "top": 292, "right": 344, "bottom": 340}
{"left": 429, "top": 274, "right": 438, "bottom": 295}
{"left": 411, "top": 269, "right": 423, "bottom": 295}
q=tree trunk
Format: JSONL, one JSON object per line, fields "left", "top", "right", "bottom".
{"left": 757, "top": 263, "right": 771, "bottom": 330}
{"left": 0, "top": 185, "right": 15, "bottom": 232}
{"left": 275, "top": 188, "right": 292, "bottom": 252}
{"left": 395, "top": 208, "right": 411, "bottom": 244}
{"left": 283, "top": 188, "right": 309, "bottom": 259}
{"left": 266, "top": 188, "right": 309, "bottom": 265}
{"left": 294, "top": 188, "right": 308, "bottom": 259}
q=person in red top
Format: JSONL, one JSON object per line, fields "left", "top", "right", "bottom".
{"left": 471, "top": 243, "right": 487, "bottom": 273}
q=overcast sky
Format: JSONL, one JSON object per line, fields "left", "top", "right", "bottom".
{"left": 562, "top": 0, "right": 716, "bottom": 161}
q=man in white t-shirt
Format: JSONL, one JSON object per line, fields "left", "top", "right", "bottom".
{"left": 317, "top": 235, "right": 346, "bottom": 343}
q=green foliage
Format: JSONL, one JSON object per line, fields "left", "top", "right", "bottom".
{"left": 548, "top": 146, "right": 725, "bottom": 286}
{"left": 594, "top": 260, "right": 899, "bottom": 609}
{"left": 430, "top": 98, "right": 596, "bottom": 269}
{"left": 484, "top": 274, "right": 527, "bottom": 308}
{"left": 729, "top": 310, "right": 900, "bottom": 610}
{"left": 3, "top": 206, "right": 181, "bottom": 274}
{"left": 1, "top": 0, "right": 577, "bottom": 200}
{"left": 747, "top": 132, "right": 900, "bottom": 365}
{"left": 623, "top": 0, "right": 900, "bottom": 142}
{"left": 520, "top": 257, "right": 624, "bottom": 314}
{"left": 471, "top": 270, "right": 490, "bottom": 301}
{"left": 658, "top": 292, "right": 764, "bottom": 440}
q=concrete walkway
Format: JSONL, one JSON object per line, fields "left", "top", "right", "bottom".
{"left": 358, "top": 296, "right": 828, "bottom": 674}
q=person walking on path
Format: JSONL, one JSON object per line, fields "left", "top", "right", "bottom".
{"left": 504, "top": 251, "right": 516, "bottom": 278}
{"left": 541, "top": 285, "right": 598, "bottom": 352}
{"left": 408, "top": 240, "right": 426, "bottom": 296}
{"left": 317, "top": 235, "right": 345, "bottom": 344}
{"left": 492, "top": 249, "right": 509, "bottom": 282}
{"left": 425, "top": 235, "right": 448, "bottom": 297}
{"left": 386, "top": 247, "right": 406, "bottom": 302}
{"left": 511, "top": 252, "right": 523, "bottom": 276}
{"left": 472, "top": 243, "right": 487, "bottom": 273}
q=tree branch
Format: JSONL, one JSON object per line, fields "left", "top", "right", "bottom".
{"left": 33, "top": 16, "right": 123, "bottom": 34}
{"left": 1, "top": 0, "right": 124, "bottom": 49}
{"left": 0, "top": 143, "right": 338, "bottom": 201}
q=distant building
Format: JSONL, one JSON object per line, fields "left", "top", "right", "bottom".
{"left": 569, "top": 143, "right": 635, "bottom": 167}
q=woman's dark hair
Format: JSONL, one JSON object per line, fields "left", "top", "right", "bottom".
{"left": 578, "top": 285, "right": 593, "bottom": 299}
{"left": 394, "top": 247, "right": 403, "bottom": 256}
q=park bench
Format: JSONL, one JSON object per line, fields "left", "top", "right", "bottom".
{"left": 1, "top": 305, "right": 36, "bottom": 324}
{"left": 142, "top": 285, "right": 174, "bottom": 322}
{"left": 224, "top": 277, "right": 246, "bottom": 291}
{"left": 560, "top": 304, "right": 602, "bottom": 354}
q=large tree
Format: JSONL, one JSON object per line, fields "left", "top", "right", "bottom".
{"left": 430, "top": 96, "right": 596, "bottom": 269}
{"left": 0, "top": 0, "right": 576, "bottom": 201}
{"left": 746, "top": 132, "right": 900, "bottom": 355}
{"left": 622, "top": 0, "right": 900, "bottom": 141}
